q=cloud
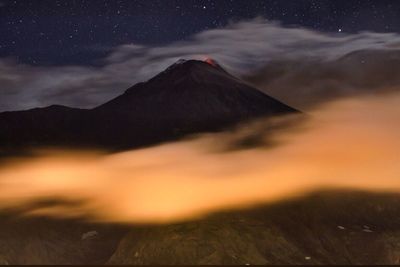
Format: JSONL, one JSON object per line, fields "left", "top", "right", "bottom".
{"left": 1, "top": 18, "right": 400, "bottom": 111}
{"left": 245, "top": 49, "right": 400, "bottom": 109}
{"left": 1, "top": 93, "right": 400, "bottom": 223}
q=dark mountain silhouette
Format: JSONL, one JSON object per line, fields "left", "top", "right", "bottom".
{"left": 0, "top": 60, "right": 399, "bottom": 265}
{"left": 0, "top": 59, "right": 297, "bottom": 153}
{"left": 2, "top": 190, "right": 400, "bottom": 264}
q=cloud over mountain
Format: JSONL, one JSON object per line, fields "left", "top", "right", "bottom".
{"left": 1, "top": 18, "right": 400, "bottom": 111}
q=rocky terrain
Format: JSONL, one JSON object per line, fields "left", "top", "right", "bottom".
{"left": 0, "top": 190, "right": 400, "bottom": 265}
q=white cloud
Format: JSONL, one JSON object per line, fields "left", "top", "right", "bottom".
{"left": 1, "top": 18, "right": 400, "bottom": 111}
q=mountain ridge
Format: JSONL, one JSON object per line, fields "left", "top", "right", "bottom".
{"left": 0, "top": 59, "right": 298, "bottom": 153}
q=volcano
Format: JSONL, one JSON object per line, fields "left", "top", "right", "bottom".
{"left": 0, "top": 59, "right": 297, "bottom": 152}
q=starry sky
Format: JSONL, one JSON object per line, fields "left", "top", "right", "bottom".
{"left": 0, "top": 0, "right": 399, "bottom": 66}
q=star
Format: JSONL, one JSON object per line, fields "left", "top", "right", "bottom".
{"left": 1, "top": 0, "right": 399, "bottom": 67}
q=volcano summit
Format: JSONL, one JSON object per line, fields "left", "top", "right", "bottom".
{"left": 0, "top": 59, "right": 297, "bottom": 152}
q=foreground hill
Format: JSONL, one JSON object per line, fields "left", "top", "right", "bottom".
{"left": 0, "top": 190, "right": 400, "bottom": 264}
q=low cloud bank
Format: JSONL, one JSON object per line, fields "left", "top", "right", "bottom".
{"left": 0, "top": 93, "right": 399, "bottom": 223}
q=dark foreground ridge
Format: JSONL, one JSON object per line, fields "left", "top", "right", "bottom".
{"left": 0, "top": 59, "right": 297, "bottom": 152}
{"left": 1, "top": 190, "right": 400, "bottom": 264}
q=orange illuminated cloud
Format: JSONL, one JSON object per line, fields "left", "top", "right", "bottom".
{"left": 0, "top": 93, "right": 400, "bottom": 223}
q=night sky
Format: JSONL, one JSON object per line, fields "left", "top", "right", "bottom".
{"left": 0, "top": 0, "right": 399, "bottom": 66}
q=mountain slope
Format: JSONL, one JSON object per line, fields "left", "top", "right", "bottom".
{"left": 107, "top": 191, "right": 400, "bottom": 265}
{"left": 0, "top": 59, "right": 297, "bottom": 152}
{"left": 0, "top": 191, "right": 400, "bottom": 265}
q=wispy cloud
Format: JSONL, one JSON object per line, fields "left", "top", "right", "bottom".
{"left": 1, "top": 18, "right": 400, "bottom": 111}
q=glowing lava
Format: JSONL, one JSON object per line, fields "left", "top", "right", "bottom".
{"left": 204, "top": 57, "right": 217, "bottom": 67}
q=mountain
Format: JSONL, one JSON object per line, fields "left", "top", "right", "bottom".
{"left": 107, "top": 191, "right": 400, "bottom": 265}
{"left": 1, "top": 60, "right": 400, "bottom": 264}
{"left": 2, "top": 190, "right": 400, "bottom": 264}
{"left": 0, "top": 59, "right": 297, "bottom": 153}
